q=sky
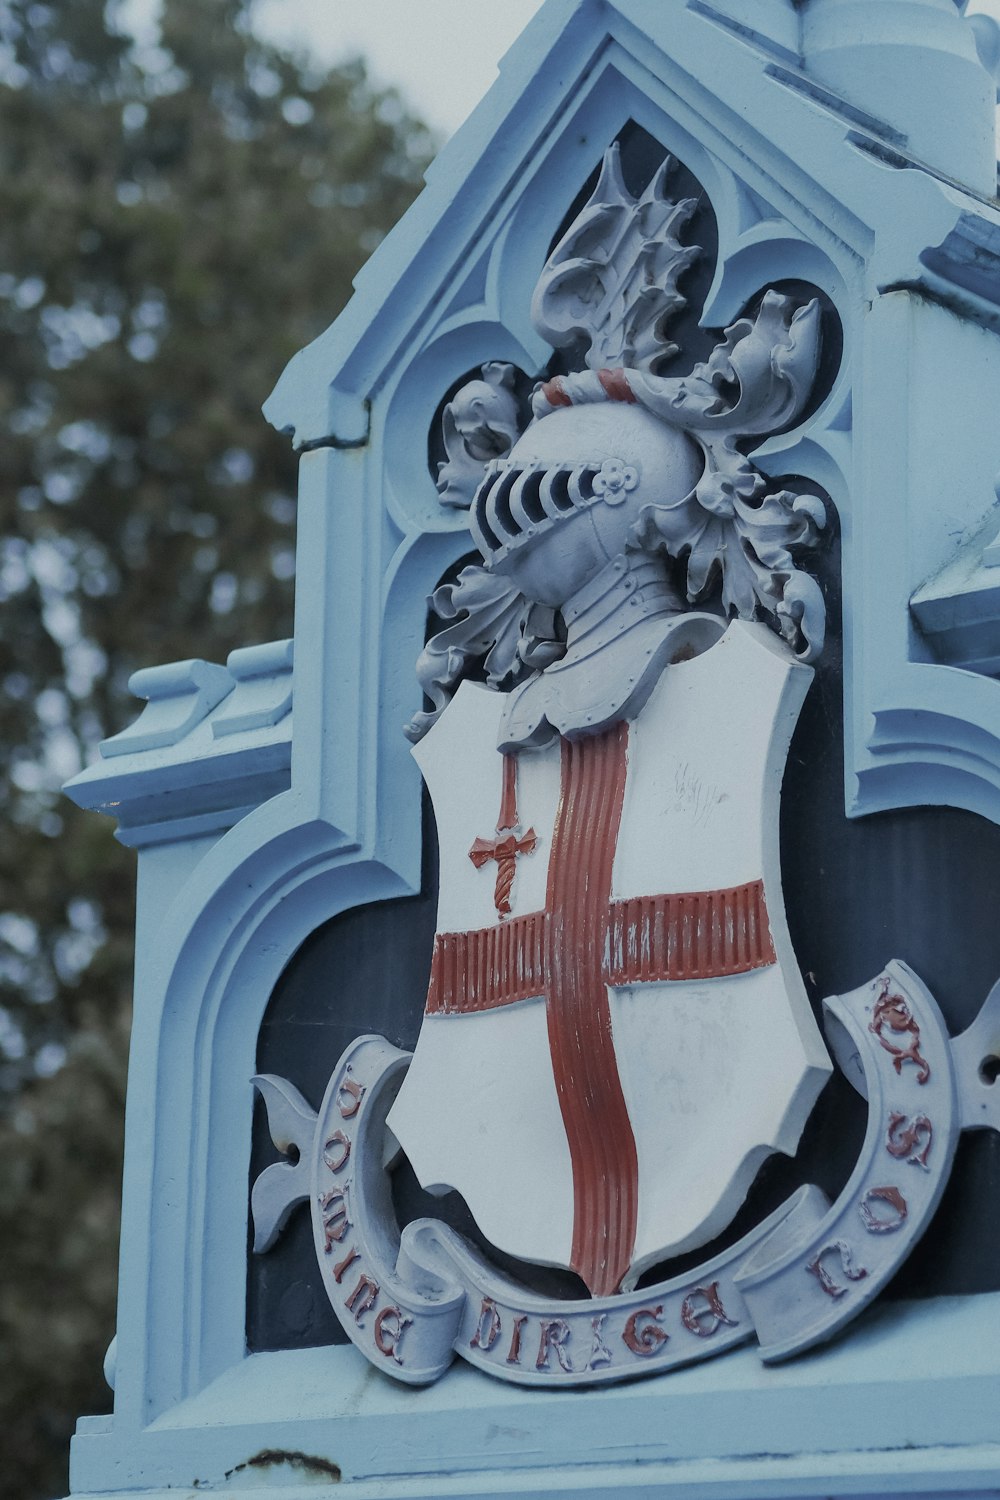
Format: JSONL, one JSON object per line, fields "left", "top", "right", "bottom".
{"left": 119, "top": 0, "right": 547, "bottom": 139}
{"left": 251, "top": 0, "right": 547, "bottom": 137}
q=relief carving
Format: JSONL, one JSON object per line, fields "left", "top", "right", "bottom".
{"left": 252, "top": 142, "right": 998, "bottom": 1390}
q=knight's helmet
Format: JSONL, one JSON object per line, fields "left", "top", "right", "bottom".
{"left": 469, "top": 391, "right": 702, "bottom": 610}
{"left": 429, "top": 141, "right": 828, "bottom": 681}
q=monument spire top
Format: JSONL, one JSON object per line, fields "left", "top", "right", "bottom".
{"left": 799, "top": 0, "right": 998, "bottom": 189}
{"left": 699, "top": 0, "right": 998, "bottom": 191}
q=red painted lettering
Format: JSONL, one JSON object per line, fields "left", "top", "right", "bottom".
{"left": 680, "top": 1281, "right": 739, "bottom": 1338}
{"left": 374, "top": 1306, "right": 412, "bottom": 1365}
{"left": 319, "top": 1187, "right": 349, "bottom": 1250}
{"left": 323, "top": 1130, "right": 351, "bottom": 1173}
{"left": 337, "top": 1072, "right": 366, "bottom": 1119}
{"left": 886, "top": 1111, "right": 932, "bottom": 1170}
{"left": 859, "top": 1185, "right": 908, "bottom": 1233}
{"left": 622, "top": 1305, "right": 668, "bottom": 1356}
{"left": 588, "top": 1312, "right": 613, "bottom": 1370}
{"left": 345, "top": 1273, "right": 379, "bottom": 1326}
{"left": 868, "top": 978, "right": 930, "bottom": 1083}
{"left": 536, "top": 1318, "right": 573, "bottom": 1372}
{"left": 469, "top": 1297, "right": 502, "bottom": 1352}
{"left": 332, "top": 1246, "right": 360, "bottom": 1284}
{"left": 505, "top": 1314, "right": 528, "bottom": 1366}
{"left": 805, "top": 1240, "right": 868, "bottom": 1297}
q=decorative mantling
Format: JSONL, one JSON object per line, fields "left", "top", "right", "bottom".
{"left": 262, "top": 0, "right": 1000, "bottom": 451}
{"left": 408, "top": 144, "right": 828, "bottom": 743}
{"left": 530, "top": 146, "right": 700, "bottom": 374}
{"left": 64, "top": 640, "right": 294, "bottom": 846}
{"left": 436, "top": 362, "right": 522, "bottom": 508}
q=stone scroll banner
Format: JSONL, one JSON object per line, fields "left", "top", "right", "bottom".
{"left": 252, "top": 959, "right": 967, "bottom": 1388}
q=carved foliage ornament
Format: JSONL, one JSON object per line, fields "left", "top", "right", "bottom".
{"left": 253, "top": 144, "right": 1000, "bottom": 1388}
{"left": 409, "top": 145, "right": 825, "bottom": 744}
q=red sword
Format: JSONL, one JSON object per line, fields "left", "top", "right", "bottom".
{"left": 467, "top": 753, "right": 537, "bottom": 918}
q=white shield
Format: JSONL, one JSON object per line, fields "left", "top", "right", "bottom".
{"left": 387, "top": 621, "right": 831, "bottom": 1294}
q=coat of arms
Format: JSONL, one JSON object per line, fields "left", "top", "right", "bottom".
{"left": 252, "top": 145, "right": 998, "bottom": 1386}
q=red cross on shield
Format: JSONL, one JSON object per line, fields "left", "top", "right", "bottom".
{"left": 388, "top": 623, "right": 831, "bottom": 1295}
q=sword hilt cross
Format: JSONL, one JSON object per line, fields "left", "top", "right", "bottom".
{"left": 468, "top": 752, "right": 537, "bottom": 918}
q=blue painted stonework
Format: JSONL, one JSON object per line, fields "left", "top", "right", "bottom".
{"left": 63, "top": 1, "right": 1000, "bottom": 1495}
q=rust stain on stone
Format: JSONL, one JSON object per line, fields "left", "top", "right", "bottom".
{"left": 224, "top": 1449, "right": 341, "bottom": 1484}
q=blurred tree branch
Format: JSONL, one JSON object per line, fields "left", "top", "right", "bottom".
{"left": 0, "top": 3, "right": 434, "bottom": 1494}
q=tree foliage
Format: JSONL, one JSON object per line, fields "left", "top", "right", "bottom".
{"left": 0, "top": 4, "right": 433, "bottom": 1495}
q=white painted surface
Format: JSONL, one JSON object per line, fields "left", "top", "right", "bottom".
{"left": 396, "top": 679, "right": 572, "bottom": 1266}
{"left": 612, "top": 966, "right": 817, "bottom": 1278}
{"left": 386, "top": 1003, "right": 575, "bottom": 1267}
{"left": 614, "top": 622, "right": 809, "bottom": 896}
{"left": 611, "top": 625, "right": 830, "bottom": 1273}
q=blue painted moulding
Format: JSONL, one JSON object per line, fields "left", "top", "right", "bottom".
{"left": 63, "top": 0, "right": 1000, "bottom": 1495}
